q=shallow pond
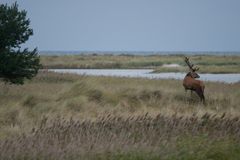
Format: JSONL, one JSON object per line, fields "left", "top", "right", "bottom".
{"left": 49, "top": 69, "right": 240, "bottom": 83}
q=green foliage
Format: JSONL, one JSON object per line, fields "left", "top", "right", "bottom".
{"left": 0, "top": 2, "right": 40, "bottom": 84}
{"left": 0, "top": 49, "right": 40, "bottom": 84}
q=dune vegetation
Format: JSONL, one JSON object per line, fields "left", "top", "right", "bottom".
{"left": 0, "top": 71, "right": 240, "bottom": 159}
{"left": 40, "top": 54, "right": 240, "bottom": 73}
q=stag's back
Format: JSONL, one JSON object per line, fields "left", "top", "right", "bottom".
{"left": 183, "top": 76, "right": 204, "bottom": 92}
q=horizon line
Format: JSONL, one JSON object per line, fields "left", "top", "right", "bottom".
{"left": 39, "top": 50, "right": 240, "bottom": 53}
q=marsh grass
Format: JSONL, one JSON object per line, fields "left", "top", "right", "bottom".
{"left": 0, "top": 71, "right": 239, "bottom": 159}
{"left": 40, "top": 55, "right": 240, "bottom": 73}
{"left": 0, "top": 71, "right": 239, "bottom": 127}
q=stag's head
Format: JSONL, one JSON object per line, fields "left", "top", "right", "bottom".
{"left": 186, "top": 71, "right": 200, "bottom": 78}
{"left": 184, "top": 57, "right": 200, "bottom": 78}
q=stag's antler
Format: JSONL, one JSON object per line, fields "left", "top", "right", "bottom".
{"left": 184, "top": 57, "right": 199, "bottom": 72}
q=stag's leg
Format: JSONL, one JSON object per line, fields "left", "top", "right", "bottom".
{"left": 201, "top": 86, "right": 206, "bottom": 104}
{"left": 195, "top": 89, "right": 205, "bottom": 104}
{"left": 201, "top": 91, "right": 206, "bottom": 105}
{"left": 195, "top": 89, "right": 201, "bottom": 100}
{"left": 202, "top": 95, "right": 206, "bottom": 105}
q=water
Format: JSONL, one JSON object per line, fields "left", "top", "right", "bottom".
{"left": 40, "top": 51, "right": 240, "bottom": 56}
{"left": 49, "top": 69, "right": 240, "bottom": 83}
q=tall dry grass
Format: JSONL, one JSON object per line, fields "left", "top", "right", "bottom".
{"left": 0, "top": 71, "right": 239, "bottom": 159}
{"left": 0, "top": 114, "right": 240, "bottom": 159}
{"left": 0, "top": 71, "right": 239, "bottom": 136}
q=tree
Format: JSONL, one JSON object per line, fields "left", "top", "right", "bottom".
{"left": 0, "top": 2, "right": 40, "bottom": 84}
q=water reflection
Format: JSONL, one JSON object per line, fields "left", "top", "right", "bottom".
{"left": 49, "top": 69, "right": 240, "bottom": 83}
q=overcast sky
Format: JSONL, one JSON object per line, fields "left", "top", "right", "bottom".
{"left": 2, "top": 0, "right": 240, "bottom": 51}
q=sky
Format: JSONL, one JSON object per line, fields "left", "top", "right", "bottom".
{"left": 1, "top": 0, "right": 240, "bottom": 52}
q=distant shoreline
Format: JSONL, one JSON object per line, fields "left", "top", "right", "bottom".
{"left": 40, "top": 54, "right": 240, "bottom": 73}
{"left": 39, "top": 51, "right": 240, "bottom": 56}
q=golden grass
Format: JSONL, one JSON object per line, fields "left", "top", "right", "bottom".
{"left": 0, "top": 71, "right": 240, "bottom": 159}
{"left": 0, "top": 71, "right": 239, "bottom": 137}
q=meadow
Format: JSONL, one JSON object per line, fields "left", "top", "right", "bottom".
{"left": 0, "top": 71, "right": 240, "bottom": 159}
{"left": 40, "top": 54, "right": 240, "bottom": 73}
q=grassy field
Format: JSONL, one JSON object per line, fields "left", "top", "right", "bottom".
{"left": 40, "top": 54, "right": 240, "bottom": 73}
{"left": 0, "top": 71, "right": 240, "bottom": 159}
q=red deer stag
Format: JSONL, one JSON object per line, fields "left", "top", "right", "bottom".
{"left": 183, "top": 57, "right": 205, "bottom": 103}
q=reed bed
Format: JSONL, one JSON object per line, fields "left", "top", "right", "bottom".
{"left": 0, "top": 113, "right": 240, "bottom": 160}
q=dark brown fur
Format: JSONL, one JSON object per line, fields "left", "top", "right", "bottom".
{"left": 183, "top": 72, "right": 205, "bottom": 103}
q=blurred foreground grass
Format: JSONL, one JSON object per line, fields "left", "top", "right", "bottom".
{"left": 0, "top": 71, "right": 240, "bottom": 159}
